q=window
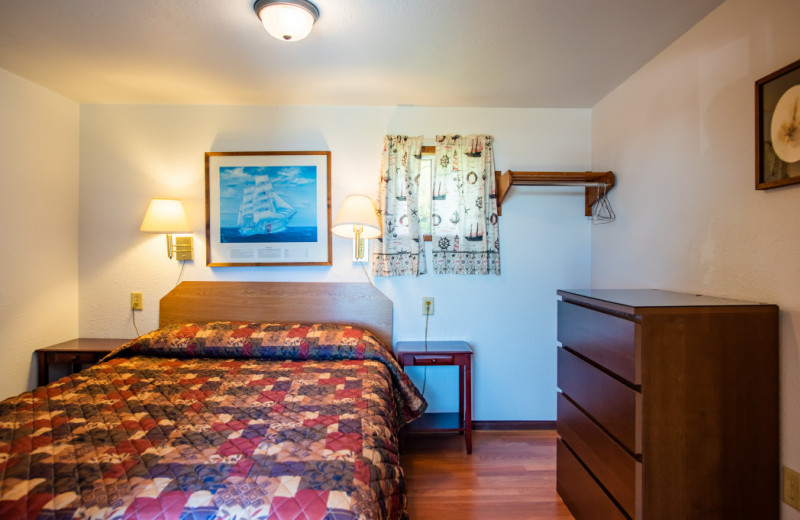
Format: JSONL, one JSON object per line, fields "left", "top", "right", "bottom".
{"left": 374, "top": 135, "right": 499, "bottom": 276}
{"left": 419, "top": 146, "right": 436, "bottom": 240}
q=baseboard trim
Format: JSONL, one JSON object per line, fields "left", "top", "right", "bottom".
{"left": 472, "top": 420, "right": 556, "bottom": 431}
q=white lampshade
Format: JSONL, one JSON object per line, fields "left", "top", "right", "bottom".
{"left": 140, "top": 199, "right": 191, "bottom": 233}
{"left": 254, "top": 0, "right": 319, "bottom": 42}
{"left": 332, "top": 195, "right": 382, "bottom": 239}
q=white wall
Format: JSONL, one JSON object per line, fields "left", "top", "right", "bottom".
{"left": 78, "top": 104, "right": 592, "bottom": 420}
{"left": 591, "top": 0, "right": 800, "bottom": 516}
{"left": 0, "top": 69, "right": 80, "bottom": 397}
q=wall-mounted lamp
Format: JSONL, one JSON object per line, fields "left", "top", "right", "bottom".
{"left": 140, "top": 198, "right": 194, "bottom": 261}
{"left": 332, "top": 194, "right": 381, "bottom": 262}
{"left": 253, "top": 0, "right": 319, "bottom": 42}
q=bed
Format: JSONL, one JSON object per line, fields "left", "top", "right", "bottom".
{"left": 0, "top": 281, "right": 425, "bottom": 520}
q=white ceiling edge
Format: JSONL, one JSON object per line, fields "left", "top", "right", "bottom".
{"left": 0, "top": 0, "right": 724, "bottom": 108}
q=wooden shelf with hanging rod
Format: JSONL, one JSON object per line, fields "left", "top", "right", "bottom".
{"left": 494, "top": 170, "right": 616, "bottom": 216}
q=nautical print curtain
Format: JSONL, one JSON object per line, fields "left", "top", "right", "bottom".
{"left": 373, "top": 135, "right": 427, "bottom": 276}
{"left": 431, "top": 135, "right": 500, "bottom": 275}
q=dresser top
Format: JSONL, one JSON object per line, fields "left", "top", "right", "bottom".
{"left": 558, "top": 289, "right": 775, "bottom": 312}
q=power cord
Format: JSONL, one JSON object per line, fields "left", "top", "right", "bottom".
{"left": 359, "top": 260, "right": 374, "bottom": 286}
{"left": 421, "top": 300, "right": 431, "bottom": 396}
{"left": 176, "top": 260, "right": 186, "bottom": 286}
{"left": 132, "top": 308, "right": 141, "bottom": 337}
{"left": 424, "top": 301, "right": 430, "bottom": 350}
{"left": 130, "top": 260, "right": 185, "bottom": 340}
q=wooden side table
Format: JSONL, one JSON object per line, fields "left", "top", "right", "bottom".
{"left": 35, "top": 338, "right": 129, "bottom": 386}
{"left": 395, "top": 340, "right": 473, "bottom": 453}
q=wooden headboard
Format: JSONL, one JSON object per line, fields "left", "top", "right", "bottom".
{"left": 159, "top": 281, "right": 394, "bottom": 347}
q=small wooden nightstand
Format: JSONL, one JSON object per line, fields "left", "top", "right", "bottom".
{"left": 395, "top": 340, "right": 473, "bottom": 453}
{"left": 35, "top": 338, "right": 129, "bottom": 386}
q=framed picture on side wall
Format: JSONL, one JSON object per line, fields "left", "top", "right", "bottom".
{"left": 205, "top": 151, "right": 332, "bottom": 266}
{"left": 756, "top": 57, "right": 800, "bottom": 189}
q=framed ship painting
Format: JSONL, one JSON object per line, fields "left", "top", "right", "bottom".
{"left": 756, "top": 57, "right": 800, "bottom": 189}
{"left": 205, "top": 151, "right": 332, "bottom": 266}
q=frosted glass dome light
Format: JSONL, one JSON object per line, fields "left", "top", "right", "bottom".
{"left": 254, "top": 0, "right": 319, "bottom": 42}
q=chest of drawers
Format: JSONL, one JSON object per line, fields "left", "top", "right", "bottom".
{"left": 556, "top": 289, "right": 778, "bottom": 519}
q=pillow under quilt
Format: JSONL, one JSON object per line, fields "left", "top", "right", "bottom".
{"left": 104, "top": 321, "right": 427, "bottom": 426}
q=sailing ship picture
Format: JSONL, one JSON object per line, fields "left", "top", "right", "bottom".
{"left": 218, "top": 165, "right": 318, "bottom": 243}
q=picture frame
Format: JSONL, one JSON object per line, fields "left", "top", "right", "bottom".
{"left": 205, "top": 151, "right": 332, "bottom": 266}
{"left": 755, "top": 57, "right": 800, "bottom": 189}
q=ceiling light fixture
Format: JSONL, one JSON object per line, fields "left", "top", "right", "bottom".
{"left": 253, "top": 0, "right": 319, "bottom": 42}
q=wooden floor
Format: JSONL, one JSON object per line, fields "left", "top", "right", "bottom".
{"left": 401, "top": 430, "right": 574, "bottom": 520}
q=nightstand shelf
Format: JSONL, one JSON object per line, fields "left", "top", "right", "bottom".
{"left": 409, "top": 411, "right": 461, "bottom": 430}
{"left": 395, "top": 340, "right": 473, "bottom": 453}
{"left": 35, "top": 338, "right": 129, "bottom": 386}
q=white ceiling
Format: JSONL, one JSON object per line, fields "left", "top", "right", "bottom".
{"left": 0, "top": 0, "right": 723, "bottom": 108}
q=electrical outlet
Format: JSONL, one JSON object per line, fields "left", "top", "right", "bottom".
{"left": 422, "top": 297, "right": 434, "bottom": 316}
{"left": 785, "top": 466, "right": 800, "bottom": 511}
{"left": 131, "top": 292, "right": 143, "bottom": 311}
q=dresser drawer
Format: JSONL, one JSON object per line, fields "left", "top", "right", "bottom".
{"left": 557, "top": 392, "right": 640, "bottom": 519}
{"left": 557, "top": 440, "right": 627, "bottom": 520}
{"left": 558, "top": 301, "right": 639, "bottom": 384}
{"left": 557, "top": 347, "right": 641, "bottom": 454}
{"left": 50, "top": 352, "right": 102, "bottom": 364}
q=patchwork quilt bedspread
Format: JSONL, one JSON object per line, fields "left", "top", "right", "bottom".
{"left": 0, "top": 322, "right": 426, "bottom": 520}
